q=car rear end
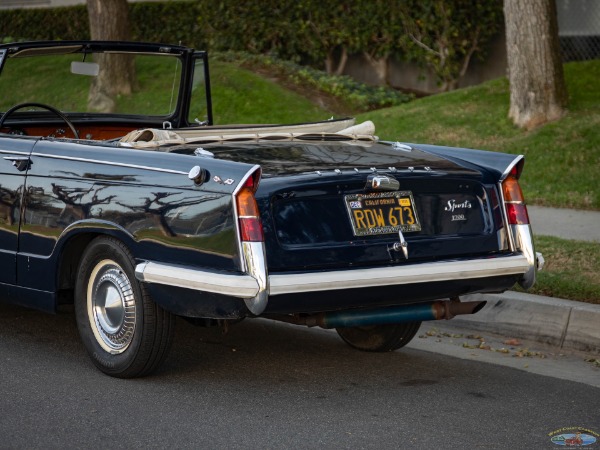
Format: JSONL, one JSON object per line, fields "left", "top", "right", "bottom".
{"left": 218, "top": 139, "right": 539, "bottom": 316}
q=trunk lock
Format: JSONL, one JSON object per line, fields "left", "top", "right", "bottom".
{"left": 366, "top": 174, "right": 399, "bottom": 191}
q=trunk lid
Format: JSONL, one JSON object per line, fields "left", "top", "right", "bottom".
{"left": 199, "top": 140, "right": 506, "bottom": 271}
{"left": 199, "top": 140, "right": 479, "bottom": 176}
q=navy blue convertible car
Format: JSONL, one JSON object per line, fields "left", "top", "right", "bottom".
{"left": 0, "top": 41, "right": 542, "bottom": 377}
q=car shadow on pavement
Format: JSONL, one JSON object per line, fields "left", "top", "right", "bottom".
{"left": 0, "top": 302, "right": 439, "bottom": 383}
{"left": 165, "top": 316, "right": 440, "bottom": 384}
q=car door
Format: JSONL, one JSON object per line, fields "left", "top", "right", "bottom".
{"left": 0, "top": 136, "right": 35, "bottom": 285}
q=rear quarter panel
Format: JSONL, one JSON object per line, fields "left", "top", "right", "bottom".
{"left": 18, "top": 139, "right": 255, "bottom": 293}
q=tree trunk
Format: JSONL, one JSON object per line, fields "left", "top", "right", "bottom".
{"left": 363, "top": 52, "right": 389, "bottom": 86}
{"left": 325, "top": 47, "right": 348, "bottom": 76}
{"left": 503, "top": 0, "right": 568, "bottom": 129}
{"left": 87, "top": 0, "right": 136, "bottom": 112}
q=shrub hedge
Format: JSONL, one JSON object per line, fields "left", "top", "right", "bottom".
{"left": 0, "top": 1, "right": 202, "bottom": 47}
{"left": 0, "top": 0, "right": 502, "bottom": 89}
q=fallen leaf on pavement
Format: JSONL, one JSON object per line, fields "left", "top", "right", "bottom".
{"left": 585, "top": 358, "right": 600, "bottom": 368}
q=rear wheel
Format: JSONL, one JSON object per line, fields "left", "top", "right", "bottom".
{"left": 75, "top": 237, "right": 174, "bottom": 378}
{"left": 336, "top": 322, "right": 421, "bottom": 352}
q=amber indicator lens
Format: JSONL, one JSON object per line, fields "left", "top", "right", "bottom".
{"left": 237, "top": 188, "right": 258, "bottom": 217}
{"left": 502, "top": 176, "right": 524, "bottom": 203}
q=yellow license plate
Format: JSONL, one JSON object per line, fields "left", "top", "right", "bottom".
{"left": 345, "top": 191, "right": 421, "bottom": 236}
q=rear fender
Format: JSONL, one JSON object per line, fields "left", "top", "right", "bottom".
{"left": 410, "top": 142, "right": 540, "bottom": 288}
{"left": 405, "top": 142, "right": 523, "bottom": 182}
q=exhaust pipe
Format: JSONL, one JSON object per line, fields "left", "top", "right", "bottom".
{"left": 274, "top": 300, "right": 486, "bottom": 329}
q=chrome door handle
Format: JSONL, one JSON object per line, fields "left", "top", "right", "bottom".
{"left": 3, "top": 156, "right": 31, "bottom": 172}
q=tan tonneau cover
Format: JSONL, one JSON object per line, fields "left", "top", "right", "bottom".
{"left": 119, "top": 119, "right": 378, "bottom": 148}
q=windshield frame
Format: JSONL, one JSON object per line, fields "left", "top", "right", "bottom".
{"left": 0, "top": 40, "right": 213, "bottom": 129}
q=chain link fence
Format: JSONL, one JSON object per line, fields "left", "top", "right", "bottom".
{"left": 557, "top": 0, "right": 600, "bottom": 61}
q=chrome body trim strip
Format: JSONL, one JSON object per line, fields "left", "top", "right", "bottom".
{"left": 268, "top": 255, "right": 531, "bottom": 296}
{"left": 0, "top": 149, "right": 32, "bottom": 156}
{"left": 511, "top": 224, "right": 538, "bottom": 289}
{"left": 30, "top": 152, "right": 189, "bottom": 175}
{"left": 241, "top": 241, "right": 269, "bottom": 315}
{"left": 499, "top": 154, "right": 524, "bottom": 181}
{"left": 497, "top": 182, "right": 516, "bottom": 252}
{"left": 135, "top": 261, "right": 260, "bottom": 298}
{"left": 496, "top": 177, "right": 539, "bottom": 288}
{"left": 230, "top": 164, "right": 262, "bottom": 273}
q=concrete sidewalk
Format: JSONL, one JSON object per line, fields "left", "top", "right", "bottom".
{"left": 455, "top": 206, "right": 600, "bottom": 355}
{"left": 528, "top": 205, "right": 600, "bottom": 242}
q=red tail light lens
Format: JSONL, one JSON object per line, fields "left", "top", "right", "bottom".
{"left": 502, "top": 174, "right": 529, "bottom": 225}
{"left": 505, "top": 203, "right": 530, "bottom": 225}
{"left": 239, "top": 217, "right": 264, "bottom": 241}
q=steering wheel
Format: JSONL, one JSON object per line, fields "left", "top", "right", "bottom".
{"left": 0, "top": 102, "right": 80, "bottom": 139}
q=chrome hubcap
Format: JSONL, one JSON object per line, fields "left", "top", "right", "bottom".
{"left": 87, "top": 260, "right": 136, "bottom": 354}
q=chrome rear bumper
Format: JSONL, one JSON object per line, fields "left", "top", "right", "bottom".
{"left": 136, "top": 253, "right": 533, "bottom": 316}
{"left": 268, "top": 255, "right": 531, "bottom": 295}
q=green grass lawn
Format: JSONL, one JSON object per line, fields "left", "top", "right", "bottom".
{"left": 358, "top": 61, "right": 600, "bottom": 211}
{"left": 210, "top": 61, "right": 334, "bottom": 125}
{"left": 522, "top": 237, "right": 600, "bottom": 304}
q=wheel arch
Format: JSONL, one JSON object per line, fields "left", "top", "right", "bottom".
{"left": 55, "top": 221, "right": 137, "bottom": 305}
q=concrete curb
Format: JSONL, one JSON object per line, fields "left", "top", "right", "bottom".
{"left": 452, "top": 292, "right": 600, "bottom": 355}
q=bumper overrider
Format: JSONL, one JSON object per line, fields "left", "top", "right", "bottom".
{"left": 135, "top": 232, "right": 542, "bottom": 316}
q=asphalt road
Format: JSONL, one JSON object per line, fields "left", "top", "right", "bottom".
{"left": 1, "top": 303, "right": 598, "bottom": 449}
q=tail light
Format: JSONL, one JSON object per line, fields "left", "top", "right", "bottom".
{"left": 235, "top": 170, "right": 264, "bottom": 242}
{"left": 502, "top": 166, "right": 530, "bottom": 225}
